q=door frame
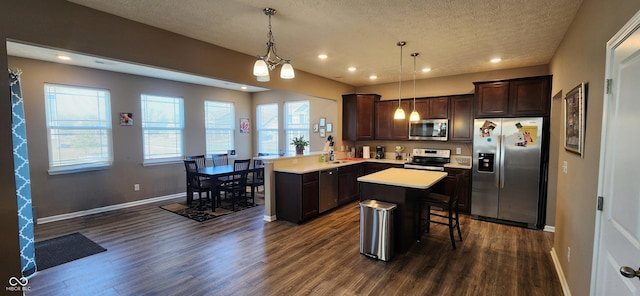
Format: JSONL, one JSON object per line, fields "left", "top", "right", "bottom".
{"left": 590, "top": 8, "right": 640, "bottom": 295}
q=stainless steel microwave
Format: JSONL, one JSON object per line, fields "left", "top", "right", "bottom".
{"left": 408, "top": 119, "right": 448, "bottom": 141}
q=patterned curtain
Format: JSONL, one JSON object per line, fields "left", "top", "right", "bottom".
{"left": 10, "top": 69, "right": 36, "bottom": 276}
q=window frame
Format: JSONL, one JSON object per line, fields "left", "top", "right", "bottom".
{"left": 284, "top": 100, "right": 310, "bottom": 154}
{"left": 204, "top": 100, "right": 235, "bottom": 155}
{"left": 140, "top": 94, "right": 185, "bottom": 165}
{"left": 44, "top": 83, "right": 113, "bottom": 175}
{"left": 256, "top": 103, "right": 279, "bottom": 155}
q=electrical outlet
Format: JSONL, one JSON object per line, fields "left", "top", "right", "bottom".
{"left": 456, "top": 147, "right": 462, "bottom": 155}
{"left": 563, "top": 161, "right": 568, "bottom": 174}
{"left": 567, "top": 246, "right": 571, "bottom": 262}
{"left": 134, "top": 184, "right": 140, "bottom": 191}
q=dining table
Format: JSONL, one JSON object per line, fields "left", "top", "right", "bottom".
{"left": 187, "top": 164, "right": 264, "bottom": 209}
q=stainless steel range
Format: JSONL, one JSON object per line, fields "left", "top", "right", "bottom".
{"left": 404, "top": 148, "right": 450, "bottom": 171}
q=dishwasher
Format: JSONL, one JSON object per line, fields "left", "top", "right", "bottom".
{"left": 319, "top": 168, "right": 339, "bottom": 213}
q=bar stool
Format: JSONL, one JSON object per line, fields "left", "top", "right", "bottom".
{"left": 420, "top": 174, "right": 463, "bottom": 249}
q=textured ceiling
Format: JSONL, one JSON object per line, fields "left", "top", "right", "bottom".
{"left": 66, "top": 0, "right": 583, "bottom": 86}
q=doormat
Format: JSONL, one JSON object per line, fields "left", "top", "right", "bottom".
{"left": 35, "top": 232, "right": 107, "bottom": 271}
{"left": 161, "top": 194, "right": 263, "bottom": 223}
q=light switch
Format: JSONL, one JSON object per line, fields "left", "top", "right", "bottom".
{"left": 562, "top": 161, "right": 568, "bottom": 174}
{"left": 456, "top": 147, "right": 462, "bottom": 155}
{"left": 134, "top": 184, "right": 140, "bottom": 191}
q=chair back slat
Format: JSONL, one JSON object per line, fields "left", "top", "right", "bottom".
{"left": 186, "top": 155, "right": 207, "bottom": 168}
{"left": 211, "top": 153, "right": 228, "bottom": 167}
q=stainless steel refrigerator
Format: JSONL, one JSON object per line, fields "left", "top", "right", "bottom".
{"left": 472, "top": 117, "right": 545, "bottom": 228}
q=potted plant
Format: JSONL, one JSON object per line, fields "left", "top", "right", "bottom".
{"left": 290, "top": 135, "right": 309, "bottom": 155}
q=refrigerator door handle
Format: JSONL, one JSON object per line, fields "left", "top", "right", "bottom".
{"left": 499, "top": 134, "right": 506, "bottom": 189}
{"left": 495, "top": 134, "right": 501, "bottom": 189}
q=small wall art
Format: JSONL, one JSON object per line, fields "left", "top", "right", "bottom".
{"left": 564, "top": 82, "right": 586, "bottom": 156}
{"left": 319, "top": 117, "right": 326, "bottom": 127}
{"left": 240, "top": 118, "right": 250, "bottom": 133}
{"left": 120, "top": 112, "right": 133, "bottom": 126}
{"left": 326, "top": 123, "right": 333, "bottom": 133}
{"left": 320, "top": 128, "right": 326, "bottom": 137}
{"left": 313, "top": 123, "right": 319, "bottom": 133}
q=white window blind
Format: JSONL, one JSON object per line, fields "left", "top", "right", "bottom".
{"left": 44, "top": 84, "right": 113, "bottom": 174}
{"left": 205, "top": 101, "right": 234, "bottom": 154}
{"left": 256, "top": 103, "right": 279, "bottom": 154}
{"left": 141, "top": 94, "right": 184, "bottom": 163}
{"left": 285, "top": 101, "right": 310, "bottom": 153}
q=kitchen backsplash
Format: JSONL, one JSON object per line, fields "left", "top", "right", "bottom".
{"left": 351, "top": 140, "right": 473, "bottom": 159}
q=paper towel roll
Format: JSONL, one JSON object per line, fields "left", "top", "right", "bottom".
{"left": 363, "top": 146, "right": 370, "bottom": 159}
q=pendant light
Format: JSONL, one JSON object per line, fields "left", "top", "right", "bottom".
{"left": 252, "top": 8, "right": 295, "bottom": 81}
{"left": 409, "top": 52, "right": 421, "bottom": 122}
{"left": 394, "top": 41, "right": 406, "bottom": 120}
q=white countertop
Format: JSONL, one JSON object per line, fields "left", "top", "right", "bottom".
{"left": 274, "top": 156, "right": 471, "bottom": 174}
{"left": 357, "top": 168, "right": 447, "bottom": 190}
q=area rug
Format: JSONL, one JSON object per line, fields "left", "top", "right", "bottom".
{"left": 161, "top": 193, "right": 264, "bottom": 222}
{"left": 35, "top": 232, "right": 107, "bottom": 271}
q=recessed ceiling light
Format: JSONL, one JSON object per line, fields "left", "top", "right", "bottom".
{"left": 318, "top": 54, "right": 328, "bottom": 59}
{"left": 491, "top": 58, "right": 502, "bottom": 63}
{"left": 422, "top": 68, "right": 431, "bottom": 72}
{"left": 348, "top": 67, "right": 356, "bottom": 72}
{"left": 57, "top": 55, "right": 71, "bottom": 61}
{"left": 241, "top": 86, "right": 247, "bottom": 90}
{"left": 369, "top": 75, "right": 377, "bottom": 80}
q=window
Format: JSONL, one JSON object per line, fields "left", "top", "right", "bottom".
{"left": 256, "top": 103, "right": 279, "bottom": 154}
{"left": 205, "top": 101, "right": 234, "bottom": 154}
{"left": 141, "top": 94, "right": 184, "bottom": 163}
{"left": 285, "top": 101, "right": 310, "bottom": 153}
{"left": 44, "top": 84, "right": 112, "bottom": 174}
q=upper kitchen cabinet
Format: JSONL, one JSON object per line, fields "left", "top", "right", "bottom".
{"left": 342, "top": 94, "right": 380, "bottom": 141}
{"left": 449, "top": 94, "right": 474, "bottom": 142}
{"left": 375, "top": 100, "right": 410, "bottom": 140}
{"left": 415, "top": 97, "right": 449, "bottom": 119}
{"left": 474, "top": 75, "right": 552, "bottom": 118}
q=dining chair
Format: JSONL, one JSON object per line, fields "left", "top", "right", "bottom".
{"left": 419, "top": 173, "right": 463, "bottom": 249}
{"left": 246, "top": 159, "right": 265, "bottom": 204}
{"left": 183, "top": 159, "right": 214, "bottom": 210}
{"left": 219, "top": 159, "right": 251, "bottom": 210}
{"left": 186, "top": 155, "right": 207, "bottom": 168}
{"left": 211, "top": 153, "right": 229, "bottom": 167}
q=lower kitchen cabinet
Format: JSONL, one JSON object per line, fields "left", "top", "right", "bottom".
{"left": 275, "top": 171, "right": 319, "bottom": 223}
{"left": 432, "top": 167, "right": 471, "bottom": 213}
{"left": 338, "top": 163, "right": 363, "bottom": 205}
{"left": 363, "top": 162, "right": 404, "bottom": 175}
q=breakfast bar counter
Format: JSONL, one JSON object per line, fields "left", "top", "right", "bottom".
{"left": 358, "top": 168, "right": 447, "bottom": 253}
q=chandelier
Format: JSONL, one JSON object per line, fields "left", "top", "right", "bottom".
{"left": 253, "top": 7, "right": 294, "bottom": 82}
{"left": 394, "top": 41, "right": 406, "bottom": 120}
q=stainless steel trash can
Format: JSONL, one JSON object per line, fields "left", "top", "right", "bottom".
{"left": 359, "top": 199, "right": 397, "bottom": 261}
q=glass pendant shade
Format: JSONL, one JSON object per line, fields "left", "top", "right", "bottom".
{"left": 394, "top": 106, "right": 406, "bottom": 119}
{"left": 409, "top": 110, "right": 420, "bottom": 122}
{"left": 256, "top": 74, "right": 270, "bottom": 82}
{"left": 280, "top": 62, "right": 295, "bottom": 79}
{"left": 253, "top": 59, "right": 269, "bottom": 76}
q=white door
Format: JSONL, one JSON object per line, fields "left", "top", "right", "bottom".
{"left": 592, "top": 10, "right": 640, "bottom": 296}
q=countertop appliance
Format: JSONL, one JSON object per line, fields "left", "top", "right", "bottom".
{"left": 319, "top": 168, "right": 339, "bottom": 213}
{"left": 375, "top": 146, "right": 385, "bottom": 159}
{"left": 409, "top": 119, "right": 448, "bottom": 141}
{"left": 472, "top": 117, "right": 546, "bottom": 228}
{"left": 404, "top": 148, "right": 450, "bottom": 171}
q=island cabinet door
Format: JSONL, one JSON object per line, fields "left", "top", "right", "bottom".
{"left": 338, "top": 163, "right": 362, "bottom": 205}
{"left": 276, "top": 172, "right": 319, "bottom": 223}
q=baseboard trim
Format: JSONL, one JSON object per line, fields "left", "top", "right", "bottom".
{"left": 263, "top": 215, "right": 277, "bottom": 222}
{"left": 550, "top": 248, "right": 571, "bottom": 296}
{"left": 544, "top": 225, "right": 556, "bottom": 232}
{"left": 37, "top": 193, "right": 184, "bottom": 224}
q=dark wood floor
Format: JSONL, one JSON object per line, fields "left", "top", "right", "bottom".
{"left": 27, "top": 197, "right": 562, "bottom": 296}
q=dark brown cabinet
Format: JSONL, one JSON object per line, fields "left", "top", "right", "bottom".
{"left": 415, "top": 97, "right": 449, "bottom": 119}
{"left": 449, "top": 94, "right": 474, "bottom": 142}
{"left": 363, "top": 162, "right": 403, "bottom": 175}
{"left": 275, "top": 172, "right": 319, "bottom": 223}
{"left": 375, "top": 100, "right": 410, "bottom": 140}
{"left": 342, "top": 94, "right": 380, "bottom": 141}
{"left": 338, "top": 163, "right": 363, "bottom": 205}
{"left": 431, "top": 167, "right": 471, "bottom": 213}
{"left": 474, "top": 75, "right": 551, "bottom": 118}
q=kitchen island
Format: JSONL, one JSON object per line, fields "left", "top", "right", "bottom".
{"left": 358, "top": 168, "right": 447, "bottom": 253}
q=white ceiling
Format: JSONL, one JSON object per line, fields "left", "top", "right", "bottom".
{"left": 11, "top": 0, "right": 584, "bottom": 89}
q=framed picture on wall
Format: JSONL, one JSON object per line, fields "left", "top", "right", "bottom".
{"left": 326, "top": 123, "right": 333, "bottom": 133}
{"left": 313, "top": 123, "right": 319, "bottom": 133}
{"left": 120, "top": 112, "right": 133, "bottom": 126}
{"left": 564, "top": 82, "right": 586, "bottom": 156}
{"left": 240, "top": 118, "right": 250, "bottom": 133}
{"left": 319, "top": 117, "right": 326, "bottom": 127}
{"left": 320, "top": 128, "right": 326, "bottom": 137}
